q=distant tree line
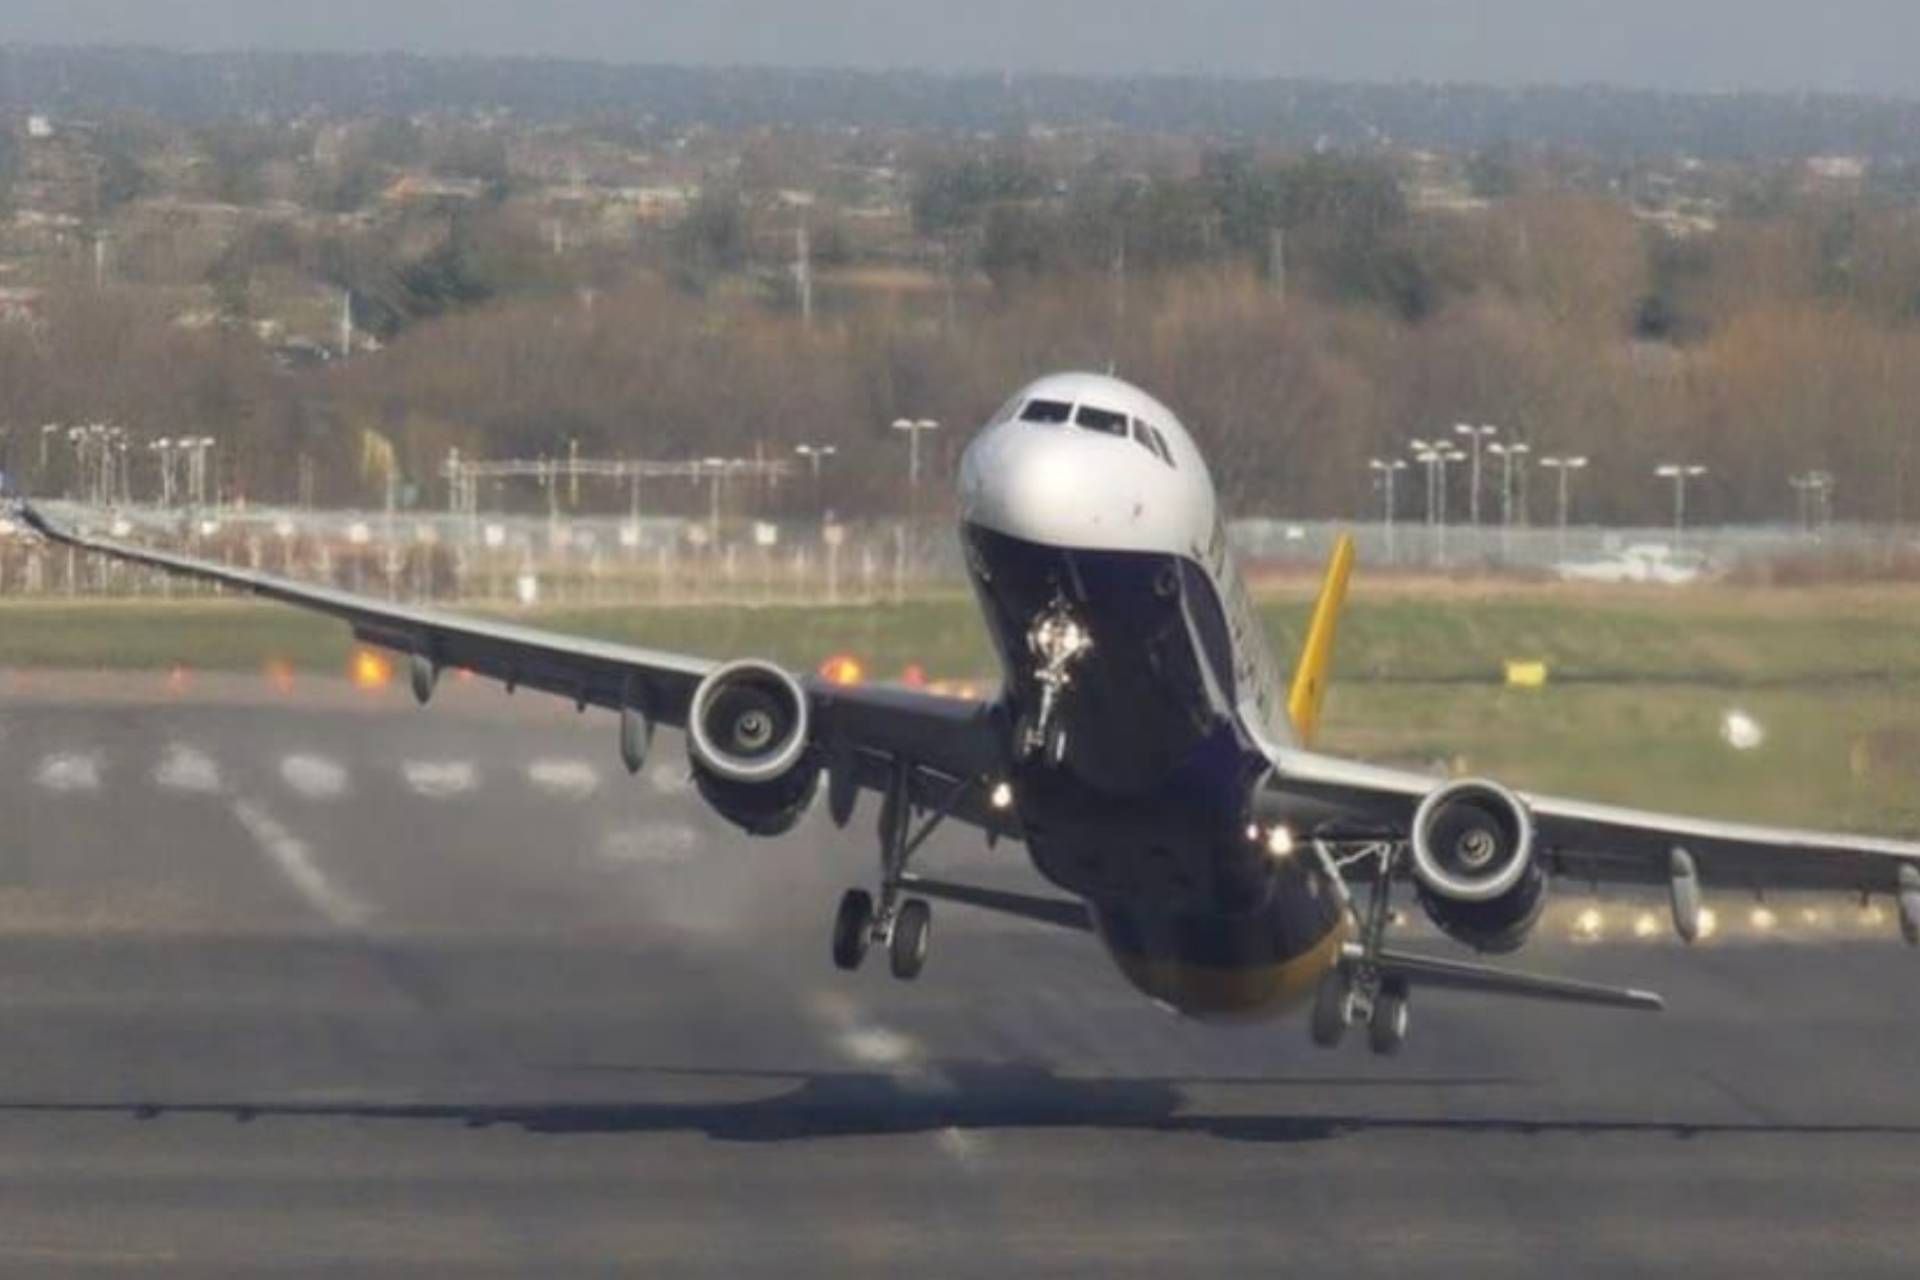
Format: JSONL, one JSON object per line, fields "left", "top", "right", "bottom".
{"left": 8, "top": 46, "right": 1920, "bottom": 160}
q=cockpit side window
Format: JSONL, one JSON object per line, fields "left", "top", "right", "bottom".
{"left": 1020, "top": 399, "right": 1073, "bottom": 424}
{"left": 1133, "top": 418, "right": 1176, "bottom": 467}
{"left": 991, "top": 394, "right": 1025, "bottom": 424}
{"left": 1075, "top": 405, "right": 1130, "bottom": 436}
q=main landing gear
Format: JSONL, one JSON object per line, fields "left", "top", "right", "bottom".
{"left": 831, "top": 759, "right": 970, "bottom": 982}
{"left": 1310, "top": 840, "right": 1412, "bottom": 1056}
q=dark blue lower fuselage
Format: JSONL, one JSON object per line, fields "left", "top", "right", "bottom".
{"left": 962, "top": 524, "right": 1347, "bottom": 1018}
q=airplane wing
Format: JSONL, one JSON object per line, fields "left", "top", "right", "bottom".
{"left": 1265, "top": 744, "right": 1920, "bottom": 897}
{"left": 17, "top": 503, "right": 1012, "bottom": 833}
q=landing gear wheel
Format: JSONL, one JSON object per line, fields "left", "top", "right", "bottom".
{"left": 1368, "top": 978, "right": 1409, "bottom": 1056}
{"left": 1310, "top": 966, "right": 1353, "bottom": 1048}
{"left": 832, "top": 888, "right": 874, "bottom": 971}
{"left": 889, "top": 898, "right": 932, "bottom": 981}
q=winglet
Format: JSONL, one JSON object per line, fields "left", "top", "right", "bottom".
{"left": 1287, "top": 532, "right": 1355, "bottom": 749}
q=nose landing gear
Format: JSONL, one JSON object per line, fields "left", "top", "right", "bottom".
{"left": 1017, "top": 598, "right": 1090, "bottom": 764}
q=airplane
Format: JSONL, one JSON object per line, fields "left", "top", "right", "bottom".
{"left": 17, "top": 369, "right": 1920, "bottom": 1055}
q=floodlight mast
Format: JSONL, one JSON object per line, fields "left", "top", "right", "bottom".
{"left": 1539, "top": 456, "right": 1589, "bottom": 560}
{"left": 1487, "top": 440, "right": 1530, "bottom": 561}
{"left": 1655, "top": 463, "right": 1708, "bottom": 548}
{"left": 1368, "top": 457, "right": 1408, "bottom": 563}
{"left": 1410, "top": 439, "right": 1467, "bottom": 566}
{"left": 1455, "top": 422, "right": 1498, "bottom": 532}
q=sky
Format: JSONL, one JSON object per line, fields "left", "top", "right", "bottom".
{"left": 4, "top": 0, "right": 1918, "bottom": 97}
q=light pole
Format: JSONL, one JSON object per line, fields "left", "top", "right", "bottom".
{"left": 39, "top": 423, "right": 61, "bottom": 482}
{"left": 1655, "top": 464, "right": 1708, "bottom": 548}
{"left": 1789, "top": 471, "right": 1835, "bottom": 538}
{"left": 890, "top": 417, "right": 939, "bottom": 515}
{"left": 794, "top": 443, "right": 836, "bottom": 519}
{"left": 1487, "top": 440, "right": 1530, "bottom": 561}
{"left": 1539, "top": 456, "right": 1588, "bottom": 561}
{"left": 151, "top": 439, "right": 174, "bottom": 507}
{"left": 1411, "top": 441, "right": 1467, "bottom": 566}
{"left": 1368, "top": 458, "right": 1407, "bottom": 564}
{"left": 1455, "top": 422, "right": 1498, "bottom": 531}
{"left": 701, "top": 457, "right": 743, "bottom": 545}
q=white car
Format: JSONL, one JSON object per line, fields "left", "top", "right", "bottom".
{"left": 1555, "top": 542, "right": 1711, "bottom": 585}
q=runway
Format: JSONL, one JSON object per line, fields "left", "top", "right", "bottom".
{"left": 2, "top": 672, "right": 1919, "bottom": 1274}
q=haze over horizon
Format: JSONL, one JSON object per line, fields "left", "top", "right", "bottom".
{"left": 3, "top": 0, "right": 1918, "bottom": 99}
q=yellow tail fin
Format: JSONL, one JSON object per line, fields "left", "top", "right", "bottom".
{"left": 1287, "top": 533, "right": 1356, "bottom": 749}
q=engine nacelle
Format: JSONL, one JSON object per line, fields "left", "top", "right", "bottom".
{"left": 1409, "top": 778, "right": 1547, "bottom": 953}
{"left": 686, "top": 660, "right": 819, "bottom": 837}
{"left": 692, "top": 759, "right": 822, "bottom": 837}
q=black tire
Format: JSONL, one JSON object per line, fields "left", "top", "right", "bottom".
{"left": 1310, "top": 966, "right": 1351, "bottom": 1048}
{"left": 832, "top": 888, "right": 874, "bottom": 971}
{"left": 1368, "top": 978, "right": 1410, "bottom": 1056}
{"left": 889, "top": 898, "right": 932, "bottom": 980}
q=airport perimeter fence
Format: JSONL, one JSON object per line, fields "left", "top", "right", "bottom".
{"left": 0, "top": 502, "right": 1905, "bottom": 605}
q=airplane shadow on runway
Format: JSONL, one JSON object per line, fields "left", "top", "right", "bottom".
{"left": 5, "top": 1061, "right": 1920, "bottom": 1145}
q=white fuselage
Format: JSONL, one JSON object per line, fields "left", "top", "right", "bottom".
{"left": 958, "top": 371, "right": 1292, "bottom": 747}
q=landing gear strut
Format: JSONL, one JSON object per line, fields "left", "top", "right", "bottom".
{"left": 1017, "top": 598, "right": 1090, "bottom": 763}
{"left": 1309, "top": 840, "right": 1412, "bottom": 1055}
{"left": 831, "top": 760, "right": 971, "bottom": 981}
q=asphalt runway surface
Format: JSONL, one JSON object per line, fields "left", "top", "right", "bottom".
{"left": 2, "top": 672, "right": 1920, "bottom": 1275}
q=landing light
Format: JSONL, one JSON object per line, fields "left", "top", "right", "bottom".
{"left": 1696, "top": 907, "right": 1719, "bottom": 940}
{"left": 352, "top": 648, "right": 393, "bottom": 691}
{"left": 819, "top": 654, "right": 865, "bottom": 687}
{"left": 1574, "top": 907, "right": 1605, "bottom": 940}
{"left": 1265, "top": 825, "right": 1296, "bottom": 858}
{"left": 989, "top": 781, "right": 1014, "bottom": 811}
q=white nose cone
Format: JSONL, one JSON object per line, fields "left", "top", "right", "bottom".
{"left": 961, "top": 424, "right": 1188, "bottom": 554}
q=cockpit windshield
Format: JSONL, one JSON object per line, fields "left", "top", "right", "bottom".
{"left": 1020, "top": 399, "right": 1073, "bottom": 424}
{"left": 1074, "top": 405, "right": 1130, "bottom": 436}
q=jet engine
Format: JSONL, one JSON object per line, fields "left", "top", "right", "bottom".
{"left": 685, "top": 660, "right": 821, "bottom": 837}
{"left": 1408, "top": 778, "right": 1546, "bottom": 954}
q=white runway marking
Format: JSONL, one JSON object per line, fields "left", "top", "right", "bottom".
{"left": 35, "top": 753, "right": 101, "bottom": 794}
{"left": 280, "top": 754, "right": 348, "bottom": 800}
{"left": 647, "top": 763, "right": 692, "bottom": 796}
{"left": 528, "top": 759, "right": 600, "bottom": 799}
{"left": 153, "top": 744, "right": 222, "bottom": 795}
{"left": 597, "top": 821, "right": 701, "bottom": 866}
{"left": 402, "top": 760, "right": 477, "bottom": 799}
{"left": 229, "top": 798, "right": 370, "bottom": 929}
{"left": 808, "top": 990, "right": 926, "bottom": 1068}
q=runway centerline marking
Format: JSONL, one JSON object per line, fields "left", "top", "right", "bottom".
{"left": 528, "top": 759, "right": 601, "bottom": 799}
{"left": 229, "top": 797, "right": 371, "bottom": 929}
{"left": 597, "top": 821, "right": 701, "bottom": 867}
{"left": 34, "top": 752, "right": 102, "bottom": 793}
{"left": 402, "top": 760, "right": 477, "bottom": 799}
{"left": 280, "top": 754, "right": 348, "bottom": 800}
{"left": 153, "top": 743, "right": 222, "bottom": 795}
